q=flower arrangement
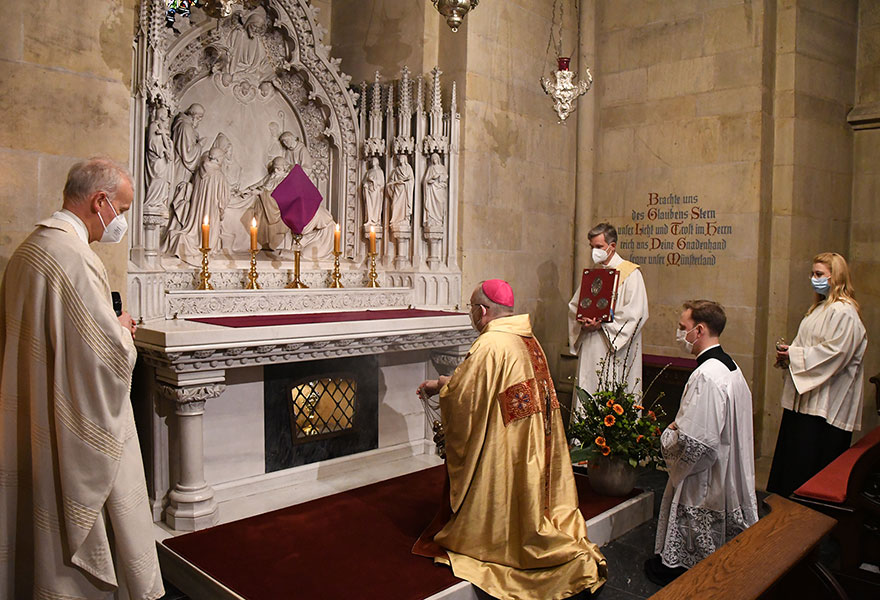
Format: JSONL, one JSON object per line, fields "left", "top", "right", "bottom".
{"left": 567, "top": 325, "right": 667, "bottom": 469}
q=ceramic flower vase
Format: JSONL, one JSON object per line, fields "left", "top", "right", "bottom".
{"left": 587, "top": 455, "right": 637, "bottom": 496}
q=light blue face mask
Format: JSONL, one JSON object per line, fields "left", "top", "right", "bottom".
{"left": 811, "top": 276, "right": 831, "bottom": 296}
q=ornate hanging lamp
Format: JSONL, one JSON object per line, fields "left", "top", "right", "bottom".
{"left": 538, "top": 1, "right": 592, "bottom": 123}
{"left": 432, "top": 0, "right": 479, "bottom": 33}
{"left": 541, "top": 56, "right": 592, "bottom": 122}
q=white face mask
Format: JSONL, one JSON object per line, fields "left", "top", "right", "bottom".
{"left": 98, "top": 200, "right": 128, "bottom": 244}
{"left": 592, "top": 247, "right": 609, "bottom": 265}
{"left": 675, "top": 326, "right": 698, "bottom": 354}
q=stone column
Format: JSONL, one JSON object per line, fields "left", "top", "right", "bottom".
{"left": 423, "top": 225, "right": 443, "bottom": 270}
{"left": 390, "top": 223, "right": 412, "bottom": 269}
{"left": 430, "top": 345, "right": 470, "bottom": 377}
{"left": 157, "top": 382, "right": 226, "bottom": 531}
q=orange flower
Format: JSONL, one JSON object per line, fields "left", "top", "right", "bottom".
{"left": 653, "top": 428, "right": 659, "bottom": 436}
{"left": 648, "top": 410, "right": 656, "bottom": 421}
{"left": 606, "top": 399, "right": 615, "bottom": 408}
{"left": 633, "top": 404, "right": 644, "bottom": 411}
{"left": 601, "top": 445, "right": 611, "bottom": 456}
{"left": 636, "top": 434, "right": 644, "bottom": 442}
{"left": 604, "top": 414, "right": 616, "bottom": 427}
{"left": 595, "top": 436, "right": 606, "bottom": 447}
{"left": 613, "top": 404, "right": 624, "bottom": 415}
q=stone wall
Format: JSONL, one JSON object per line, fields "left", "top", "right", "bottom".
{"left": 588, "top": 0, "right": 869, "bottom": 452}
{"left": 331, "top": 1, "right": 582, "bottom": 376}
{"left": 455, "top": 0, "right": 581, "bottom": 374}
{"left": 849, "top": 0, "right": 880, "bottom": 436}
{"left": 0, "top": 0, "right": 136, "bottom": 299}
{"left": 763, "top": 0, "right": 859, "bottom": 449}
{"left": 590, "top": 0, "right": 774, "bottom": 416}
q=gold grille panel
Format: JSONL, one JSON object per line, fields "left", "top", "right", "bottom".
{"left": 289, "top": 378, "right": 357, "bottom": 441}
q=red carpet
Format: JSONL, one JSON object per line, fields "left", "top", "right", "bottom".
{"left": 162, "top": 466, "right": 635, "bottom": 600}
{"left": 187, "top": 308, "right": 462, "bottom": 328}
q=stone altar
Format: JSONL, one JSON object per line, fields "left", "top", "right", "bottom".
{"left": 127, "top": 1, "right": 468, "bottom": 532}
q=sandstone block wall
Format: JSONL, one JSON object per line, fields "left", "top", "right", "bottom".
{"left": 0, "top": 0, "right": 136, "bottom": 298}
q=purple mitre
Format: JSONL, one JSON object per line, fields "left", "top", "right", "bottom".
{"left": 271, "top": 165, "right": 323, "bottom": 235}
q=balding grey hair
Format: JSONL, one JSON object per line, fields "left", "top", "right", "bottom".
{"left": 588, "top": 222, "right": 618, "bottom": 245}
{"left": 62, "top": 157, "right": 132, "bottom": 206}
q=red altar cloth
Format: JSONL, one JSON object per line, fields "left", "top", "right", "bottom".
{"left": 188, "top": 308, "right": 463, "bottom": 328}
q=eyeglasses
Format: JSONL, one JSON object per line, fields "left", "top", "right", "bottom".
{"left": 467, "top": 303, "right": 488, "bottom": 311}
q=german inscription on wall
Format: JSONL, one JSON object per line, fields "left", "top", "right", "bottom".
{"left": 619, "top": 192, "right": 731, "bottom": 267}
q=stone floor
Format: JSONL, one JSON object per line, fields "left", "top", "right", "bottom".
{"left": 594, "top": 466, "right": 669, "bottom": 600}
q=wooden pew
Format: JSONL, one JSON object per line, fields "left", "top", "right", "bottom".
{"left": 649, "top": 495, "right": 844, "bottom": 600}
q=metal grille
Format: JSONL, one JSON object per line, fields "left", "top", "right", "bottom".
{"left": 289, "top": 377, "right": 357, "bottom": 442}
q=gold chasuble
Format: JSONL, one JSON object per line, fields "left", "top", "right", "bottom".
{"left": 423, "top": 314, "right": 606, "bottom": 600}
{"left": 0, "top": 219, "right": 163, "bottom": 599}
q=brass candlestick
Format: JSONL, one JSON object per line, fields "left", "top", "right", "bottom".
{"left": 197, "top": 247, "right": 214, "bottom": 290}
{"left": 366, "top": 251, "right": 380, "bottom": 288}
{"left": 245, "top": 249, "right": 260, "bottom": 289}
{"left": 329, "top": 250, "right": 344, "bottom": 288}
{"left": 287, "top": 234, "right": 308, "bottom": 289}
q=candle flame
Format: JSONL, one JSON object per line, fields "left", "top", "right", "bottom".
{"left": 335, "top": 223, "right": 340, "bottom": 232}
{"left": 203, "top": 215, "right": 209, "bottom": 226}
{"left": 251, "top": 216, "right": 257, "bottom": 228}
{"left": 370, "top": 225, "right": 375, "bottom": 233}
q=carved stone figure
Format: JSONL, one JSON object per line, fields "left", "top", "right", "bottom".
{"left": 362, "top": 157, "right": 385, "bottom": 227}
{"left": 228, "top": 13, "right": 268, "bottom": 76}
{"left": 299, "top": 204, "right": 336, "bottom": 260}
{"left": 144, "top": 108, "right": 173, "bottom": 212}
{"left": 166, "top": 135, "right": 232, "bottom": 259}
{"left": 211, "top": 132, "right": 241, "bottom": 192}
{"left": 279, "top": 131, "right": 313, "bottom": 174}
{"left": 251, "top": 156, "right": 294, "bottom": 251}
{"left": 169, "top": 103, "right": 205, "bottom": 228}
{"left": 387, "top": 154, "right": 414, "bottom": 226}
{"left": 244, "top": 155, "right": 333, "bottom": 258}
{"left": 423, "top": 153, "right": 448, "bottom": 228}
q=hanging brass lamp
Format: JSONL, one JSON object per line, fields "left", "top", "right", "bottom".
{"left": 432, "top": 0, "right": 479, "bottom": 33}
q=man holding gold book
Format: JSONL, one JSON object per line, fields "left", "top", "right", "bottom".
{"left": 568, "top": 223, "right": 649, "bottom": 409}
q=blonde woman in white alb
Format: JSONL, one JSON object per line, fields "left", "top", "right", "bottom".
{"left": 767, "top": 252, "right": 867, "bottom": 497}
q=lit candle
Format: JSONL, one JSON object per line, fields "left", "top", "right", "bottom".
{"left": 201, "top": 215, "right": 209, "bottom": 249}
{"left": 369, "top": 226, "right": 376, "bottom": 254}
{"left": 334, "top": 223, "right": 340, "bottom": 253}
{"left": 250, "top": 217, "right": 258, "bottom": 252}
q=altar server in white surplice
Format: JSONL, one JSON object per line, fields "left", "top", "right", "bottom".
{"left": 0, "top": 158, "right": 164, "bottom": 599}
{"left": 645, "top": 300, "right": 758, "bottom": 587}
{"left": 767, "top": 252, "right": 867, "bottom": 497}
{"left": 568, "top": 223, "right": 648, "bottom": 409}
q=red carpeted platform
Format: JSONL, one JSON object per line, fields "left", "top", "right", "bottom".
{"left": 162, "top": 465, "right": 635, "bottom": 600}
{"left": 187, "top": 308, "right": 463, "bottom": 328}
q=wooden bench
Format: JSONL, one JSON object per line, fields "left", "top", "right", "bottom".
{"left": 649, "top": 495, "right": 843, "bottom": 600}
{"left": 785, "top": 373, "right": 880, "bottom": 598}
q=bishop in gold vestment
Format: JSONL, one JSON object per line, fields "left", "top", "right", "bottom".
{"left": 417, "top": 280, "right": 606, "bottom": 600}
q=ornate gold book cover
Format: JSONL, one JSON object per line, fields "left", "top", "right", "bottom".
{"left": 577, "top": 268, "right": 619, "bottom": 322}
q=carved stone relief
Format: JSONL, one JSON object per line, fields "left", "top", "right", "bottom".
{"left": 128, "top": 1, "right": 463, "bottom": 318}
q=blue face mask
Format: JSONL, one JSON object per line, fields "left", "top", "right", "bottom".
{"left": 811, "top": 276, "right": 831, "bottom": 296}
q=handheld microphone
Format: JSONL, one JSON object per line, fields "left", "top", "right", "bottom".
{"left": 111, "top": 291, "right": 122, "bottom": 317}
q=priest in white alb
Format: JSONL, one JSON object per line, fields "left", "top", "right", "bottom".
{"left": 645, "top": 300, "right": 758, "bottom": 586}
{"left": 568, "top": 223, "right": 648, "bottom": 408}
{"left": 0, "top": 158, "right": 164, "bottom": 599}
